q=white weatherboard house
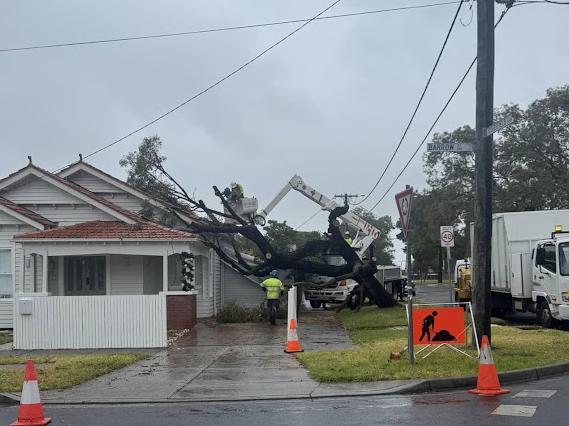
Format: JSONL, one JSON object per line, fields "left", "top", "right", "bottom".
{"left": 0, "top": 160, "right": 264, "bottom": 349}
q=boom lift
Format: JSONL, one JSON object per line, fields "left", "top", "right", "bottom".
{"left": 254, "top": 175, "right": 380, "bottom": 259}
{"left": 252, "top": 175, "right": 404, "bottom": 307}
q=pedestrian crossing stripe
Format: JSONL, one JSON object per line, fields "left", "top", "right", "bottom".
{"left": 492, "top": 404, "right": 537, "bottom": 417}
{"left": 513, "top": 390, "right": 557, "bottom": 399}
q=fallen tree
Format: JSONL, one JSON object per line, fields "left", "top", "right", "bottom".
{"left": 154, "top": 164, "right": 396, "bottom": 310}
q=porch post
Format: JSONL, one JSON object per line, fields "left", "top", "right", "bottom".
{"left": 42, "top": 250, "right": 48, "bottom": 294}
{"left": 163, "top": 251, "right": 168, "bottom": 292}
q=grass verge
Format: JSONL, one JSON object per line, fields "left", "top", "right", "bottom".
{"left": 296, "top": 305, "right": 569, "bottom": 382}
{"left": 0, "top": 353, "right": 147, "bottom": 392}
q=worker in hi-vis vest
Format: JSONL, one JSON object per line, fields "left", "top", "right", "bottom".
{"left": 344, "top": 231, "right": 353, "bottom": 245}
{"left": 260, "top": 270, "right": 284, "bottom": 325}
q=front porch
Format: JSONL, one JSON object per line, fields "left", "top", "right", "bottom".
{"left": 12, "top": 223, "right": 205, "bottom": 349}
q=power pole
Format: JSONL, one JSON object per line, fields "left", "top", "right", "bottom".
{"left": 334, "top": 193, "right": 364, "bottom": 207}
{"left": 473, "top": 0, "right": 494, "bottom": 344}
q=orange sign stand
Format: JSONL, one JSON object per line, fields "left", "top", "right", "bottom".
{"left": 406, "top": 302, "right": 479, "bottom": 360}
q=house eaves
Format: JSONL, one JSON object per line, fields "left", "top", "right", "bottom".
{"left": 0, "top": 164, "right": 142, "bottom": 225}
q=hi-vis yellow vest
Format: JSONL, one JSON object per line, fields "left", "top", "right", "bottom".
{"left": 260, "top": 278, "right": 284, "bottom": 300}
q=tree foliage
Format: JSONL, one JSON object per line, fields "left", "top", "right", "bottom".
{"left": 408, "top": 85, "right": 569, "bottom": 276}
{"left": 119, "top": 136, "right": 184, "bottom": 225}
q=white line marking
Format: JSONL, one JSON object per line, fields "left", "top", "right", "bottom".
{"left": 492, "top": 404, "right": 537, "bottom": 417}
{"left": 514, "top": 390, "right": 557, "bottom": 399}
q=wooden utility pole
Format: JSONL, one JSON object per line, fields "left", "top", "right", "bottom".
{"left": 473, "top": 0, "right": 494, "bottom": 344}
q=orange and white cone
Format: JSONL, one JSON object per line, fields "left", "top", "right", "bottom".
{"left": 468, "top": 335, "right": 509, "bottom": 396}
{"left": 11, "top": 360, "right": 51, "bottom": 426}
{"left": 284, "top": 318, "right": 304, "bottom": 353}
{"left": 284, "top": 286, "right": 303, "bottom": 353}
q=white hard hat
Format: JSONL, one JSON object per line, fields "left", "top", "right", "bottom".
{"left": 344, "top": 231, "right": 350, "bottom": 235}
{"left": 230, "top": 182, "right": 237, "bottom": 188}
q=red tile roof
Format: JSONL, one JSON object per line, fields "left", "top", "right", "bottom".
{"left": 0, "top": 196, "right": 55, "bottom": 227}
{"left": 14, "top": 220, "right": 196, "bottom": 241}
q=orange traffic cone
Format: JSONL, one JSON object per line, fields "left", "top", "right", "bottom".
{"left": 284, "top": 318, "right": 304, "bottom": 353}
{"left": 468, "top": 335, "right": 509, "bottom": 396}
{"left": 11, "top": 360, "right": 51, "bottom": 426}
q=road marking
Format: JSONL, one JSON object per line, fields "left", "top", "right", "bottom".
{"left": 492, "top": 404, "right": 537, "bottom": 417}
{"left": 513, "top": 390, "right": 557, "bottom": 398}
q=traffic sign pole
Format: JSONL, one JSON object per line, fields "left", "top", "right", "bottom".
{"left": 447, "top": 246, "right": 453, "bottom": 302}
{"left": 440, "top": 226, "right": 455, "bottom": 303}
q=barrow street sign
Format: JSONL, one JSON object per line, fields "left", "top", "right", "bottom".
{"left": 427, "top": 142, "right": 474, "bottom": 153}
{"left": 395, "top": 186, "right": 413, "bottom": 240}
{"left": 483, "top": 114, "right": 514, "bottom": 137}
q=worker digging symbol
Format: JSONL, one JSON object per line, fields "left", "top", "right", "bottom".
{"left": 418, "top": 311, "right": 457, "bottom": 343}
{"left": 419, "top": 311, "right": 437, "bottom": 342}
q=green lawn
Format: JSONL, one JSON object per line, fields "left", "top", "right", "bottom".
{"left": 296, "top": 305, "right": 569, "bottom": 382}
{"left": 0, "top": 353, "right": 147, "bottom": 392}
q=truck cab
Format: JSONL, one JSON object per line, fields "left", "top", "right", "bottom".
{"left": 532, "top": 230, "right": 569, "bottom": 326}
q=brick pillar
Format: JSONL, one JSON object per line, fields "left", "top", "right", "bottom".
{"left": 166, "top": 294, "right": 197, "bottom": 330}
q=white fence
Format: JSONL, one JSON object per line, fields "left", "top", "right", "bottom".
{"left": 14, "top": 295, "right": 167, "bottom": 349}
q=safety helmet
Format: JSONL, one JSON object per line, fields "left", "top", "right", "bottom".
{"left": 230, "top": 182, "right": 237, "bottom": 188}
{"left": 270, "top": 270, "right": 278, "bottom": 278}
{"left": 344, "top": 231, "right": 350, "bottom": 235}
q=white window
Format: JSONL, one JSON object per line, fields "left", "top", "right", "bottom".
{"left": 0, "top": 249, "right": 13, "bottom": 298}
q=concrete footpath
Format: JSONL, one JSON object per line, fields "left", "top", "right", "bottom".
{"left": 1, "top": 310, "right": 420, "bottom": 404}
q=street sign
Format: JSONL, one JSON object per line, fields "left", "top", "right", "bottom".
{"left": 395, "top": 187, "right": 413, "bottom": 239}
{"left": 440, "top": 226, "right": 454, "bottom": 248}
{"left": 427, "top": 142, "right": 474, "bottom": 153}
{"left": 483, "top": 114, "right": 514, "bottom": 137}
{"left": 412, "top": 307, "right": 465, "bottom": 345}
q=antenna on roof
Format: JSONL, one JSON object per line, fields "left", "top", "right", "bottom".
{"left": 27, "top": 156, "right": 32, "bottom": 165}
{"left": 79, "top": 153, "right": 83, "bottom": 162}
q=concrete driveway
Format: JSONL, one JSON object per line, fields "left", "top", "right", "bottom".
{"left": 40, "top": 309, "right": 412, "bottom": 403}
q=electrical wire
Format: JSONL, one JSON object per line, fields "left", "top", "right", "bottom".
{"left": 65, "top": 0, "right": 343, "bottom": 167}
{"left": 355, "top": 0, "right": 466, "bottom": 206}
{"left": 295, "top": 208, "right": 323, "bottom": 230}
{"left": 0, "top": 1, "right": 463, "bottom": 54}
{"left": 366, "top": 6, "right": 512, "bottom": 213}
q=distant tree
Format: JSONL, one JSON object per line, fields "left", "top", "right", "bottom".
{"left": 119, "top": 135, "right": 183, "bottom": 225}
{"left": 263, "top": 220, "right": 323, "bottom": 253}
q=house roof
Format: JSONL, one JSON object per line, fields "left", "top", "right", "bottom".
{"left": 14, "top": 220, "right": 197, "bottom": 241}
{"left": 0, "top": 196, "right": 56, "bottom": 228}
{"left": 57, "top": 161, "right": 199, "bottom": 221}
{"left": 0, "top": 163, "right": 144, "bottom": 224}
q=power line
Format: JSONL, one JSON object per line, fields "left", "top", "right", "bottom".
{"left": 71, "top": 0, "right": 343, "bottom": 166}
{"left": 367, "top": 6, "right": 513, "bottom": 213}
{"left": 355, "top": 0, "right": 466, "bottom": 206}
{"left": 295, "top": 208, "right": 323, "bottom": 230}
{"left": 0, "top": 1, "right": 463, "bottom": 54}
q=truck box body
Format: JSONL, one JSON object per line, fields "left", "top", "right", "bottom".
{"left": 471, "top": 209, "right": 569, "bottom": 299}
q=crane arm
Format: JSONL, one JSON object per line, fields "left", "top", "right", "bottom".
{"left": 256, "top": 175, "right": 381, "bottom": 258}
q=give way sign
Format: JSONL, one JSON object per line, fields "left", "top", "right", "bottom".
{"left": 395, "top": 186, "right": 413, "bottom": 240}
{"left": 440, "top": 226, "right": 455, "bottom": 248}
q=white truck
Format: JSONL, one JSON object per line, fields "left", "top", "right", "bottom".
{"left": 254, "top": 175, "right": 403, "bottom": 307}
{"left": 471, "top": 210, "right": 569, "bottom": 327}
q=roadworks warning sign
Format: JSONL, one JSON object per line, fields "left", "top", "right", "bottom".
{"left": 412, "top": 307, "right": 465, "bottom": 345}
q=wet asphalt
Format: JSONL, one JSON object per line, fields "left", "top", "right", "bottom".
{"left": 2, "top": 373, "right": 568, "bottom": 425}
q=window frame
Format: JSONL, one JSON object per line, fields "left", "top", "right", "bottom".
{"left": 0, "top": 247, "right": 14, "bottom": 299}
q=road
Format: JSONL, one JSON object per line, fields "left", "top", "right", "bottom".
{"left": 1, "top": 373, "right": 568, "bottom": 425}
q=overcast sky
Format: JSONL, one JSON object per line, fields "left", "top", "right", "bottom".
{"left": 1, "top": 0, "right": 568, "bottom": 266}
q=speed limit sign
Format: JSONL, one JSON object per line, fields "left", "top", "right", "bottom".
{"left": 440, "top": 226, "right": 454, "bottom": 248}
